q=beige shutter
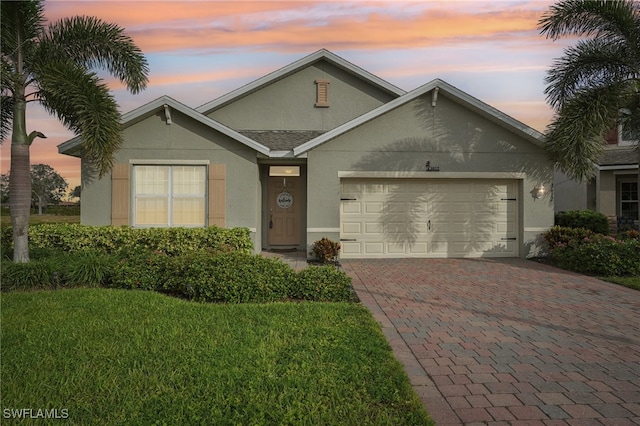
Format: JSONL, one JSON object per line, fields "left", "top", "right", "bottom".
{"left": 315, "top": 79, "right": 330, "bottom": 107}
{"left": 111, "top": 163, "right": 130, "bottom": 226}
{"left": 208, "top": 164, "right": 226, "bottom": 227}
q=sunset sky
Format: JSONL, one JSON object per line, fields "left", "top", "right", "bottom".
{"left": 1, "top": 0, "right": 571, "bottom": 191}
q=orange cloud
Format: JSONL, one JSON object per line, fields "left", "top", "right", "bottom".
{"left": 44, "top": 2, "right": 548, "bottom": 53}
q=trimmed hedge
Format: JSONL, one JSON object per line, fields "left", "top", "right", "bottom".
{"left": 111, "top": 250, "right": 356, "bottom": 303}
{"left": 293, "top": 265, "right": 356, "bottom": 302}
{"left": 1, "top": 224, "right": 253, "bottom": 258}
{"left": 2, "top": 248, "right": 357, "bottom": 303}
{"left": 555, "top": 210, "right": 609, "bottom": 235}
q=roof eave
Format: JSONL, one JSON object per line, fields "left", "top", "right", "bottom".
{"left": 294, "top": 78, "right": 545, "bottom": 156}
{"left": 58, "top": 95, "right": 271, "bottom": 157}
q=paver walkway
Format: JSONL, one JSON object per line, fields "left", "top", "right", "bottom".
{"left": 341, "top": 258, "right": 640, "bottom": 425}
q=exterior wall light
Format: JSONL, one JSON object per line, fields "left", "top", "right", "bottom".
{"left": 533, "top": 184, "right": 546, "bottom": 199}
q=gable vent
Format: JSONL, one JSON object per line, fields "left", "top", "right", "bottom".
{"left": 315, "top": 79, "right": 330, "bottom": 107}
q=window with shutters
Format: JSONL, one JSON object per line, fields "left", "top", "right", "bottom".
{"left": 133, "top": 165, "right": 206, "bottom": 227}
{"left": 315, "top": 79, "right": 329, "bottom": 107}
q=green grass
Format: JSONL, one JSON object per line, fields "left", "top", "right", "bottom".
{"left": 0, "top": 214, "right": 80, "bottom": 226}
{"left": 1, "top": 289, "right": 432, "bottom": 425}
{"left": 600, "top": 275, "right": 640, "bottom": 290}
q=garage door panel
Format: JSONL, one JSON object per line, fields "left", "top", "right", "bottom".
{"left": 364, "top": 222, "right": 383, "bottom": 235}
{"left": 365, "top": 184, "right": 384, "bottom": 194}
{"left": 342, "top": 222, "right": 361, "bottom": 234}
{"left": 341, "top": 241, "right": 362, "bottom": 255}
{"left": 342, "top": 201, "right": 361, "bottom": 214}
{"left": 340, "top": 178, "right": 518, "bottom": 258}
{"left": 364, "top": 201, "right": 383, "bottom": 214}
{"left": 387, "top": 243, "right": 406, "bottom": 254}
{"left": 387, "top": 202, "right": 409, "bottom": 213}
{"left": 364, "top": 242, "right": 384, "bottom": 254}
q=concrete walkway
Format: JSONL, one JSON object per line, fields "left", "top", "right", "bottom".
{"left": 341, "top": 258, "right": 640, "bottom": 425}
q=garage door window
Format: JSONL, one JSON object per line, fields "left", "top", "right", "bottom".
{"left": 134, "top": 165, "right": 206, "bottom": 227}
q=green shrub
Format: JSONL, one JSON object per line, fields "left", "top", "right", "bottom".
{"left": 1, "top": 224, "right": 253, "bottom": 256}
{"left": 1, "top": 250, "right": 116, "bottom": 291}
{"left": 310, "top": 237, "right": 341, "bottom": 263}
{"left": 1, "top": 259, "right": 56, "bottom": 291}
{"left": 619, "top": 229, "right": 640, "bottom": 240}
{"left": 552, "top": 237, "right": 640, "bottom": 276}
{"left": 66, "top": 250, "right": 115, "bottom": 287}
{"left": 543, "top": 226, "right": 594, "bottom": 251}
{"left": 293, "top": 266, "right": 355, "bottom": 302}
{"left": 555, "top": 210, "right": 610, "bottom": 234}
{"left": 110, "top": 249, "right": 170, "bottom": 291}
{"left": 171, "top": 252, "right": 296, "bottom": 303}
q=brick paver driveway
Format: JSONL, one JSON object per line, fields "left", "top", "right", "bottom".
{"left": 341, "top": 258, "right": 640, "bottom": 425}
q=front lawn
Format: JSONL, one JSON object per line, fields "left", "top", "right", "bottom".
{"left": 600, "top": 275, "right": 640, "bottom": 290}
{"left": 1, "top": 289, "right": 432, "bottom": 425}
{"left": 0, "top": 214, "right": 80, "bottom": 227}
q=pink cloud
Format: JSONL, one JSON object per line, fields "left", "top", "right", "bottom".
{"left": 44, "top": 2, "right": 549, "bottom": 53}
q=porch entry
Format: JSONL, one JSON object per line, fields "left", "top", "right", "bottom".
{"left": 267, "top": 166, "right": 302, "bottom": 246}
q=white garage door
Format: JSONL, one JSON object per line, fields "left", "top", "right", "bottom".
{"left": 340, "top": 179, "right": 518, "bottom": 258}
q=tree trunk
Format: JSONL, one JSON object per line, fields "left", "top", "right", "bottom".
{"left": 9, "top": 95, "right": 31, "bottom": 263}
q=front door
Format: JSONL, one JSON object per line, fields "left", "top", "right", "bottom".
{"left": 268, "top": 176, "right": 301, "bottom": 246}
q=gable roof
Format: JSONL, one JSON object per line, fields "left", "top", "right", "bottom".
{"left": 58, "top": 96, "right": 271, "bottom": 157}
{"left": 195, "top": 49, "right": 405, "bottom": 115}
{"left": 293, "top": 79, "right": 545, "bottom": 156}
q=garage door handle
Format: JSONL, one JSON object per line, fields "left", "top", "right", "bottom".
{"left": 501, "top": 237, "right": 517, "bottom": 241}
{"left": 428, "top": 220, "right": 431, "bottom": 231}
{"left": 340, "top": 238, "right": 357, "bottom": 242}
{"left": 341, "top": 198, "right": 357, "bottom": 201}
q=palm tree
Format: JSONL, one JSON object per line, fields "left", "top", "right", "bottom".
{"left": 1, "top": 1, "right": 149, "bottom": 262}
{"left": 539, "top": 0, "right": 640, "bottom": 208}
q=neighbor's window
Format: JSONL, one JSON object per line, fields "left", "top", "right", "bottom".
{"left": 134, "top": 165, "right": 206, "bottom": 227}
{"left": 620, "top": 181, "right": 639, "bottom": 220}
{"left": 620, "top": 120, "right": 639, "bottom": 146}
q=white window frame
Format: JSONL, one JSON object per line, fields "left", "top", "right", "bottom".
{"left": 618, "top": 125, "right": 637, "bottom": 146}
{"left": 132, "top": 164, "right": 207, "bottom": 228}
{"left": 619, "top": 178, "right": 639, "bottom": 220}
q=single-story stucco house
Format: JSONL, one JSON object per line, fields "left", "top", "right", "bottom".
{"left": 58, "top": 49, "right": 554, "bottom": 258}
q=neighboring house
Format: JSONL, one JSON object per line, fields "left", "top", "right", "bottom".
{"left": 58, "top": 49, "right": 554, "bottom": 258}
{"left": 554, "top": 127, "right": 639, "bottom": 230}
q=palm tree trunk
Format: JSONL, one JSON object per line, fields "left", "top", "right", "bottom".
{"left": 9, "top": 95, "right": 31, "bottom": 263}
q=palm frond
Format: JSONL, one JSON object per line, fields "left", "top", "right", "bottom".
{"left": 544, "top": 86, "right": 623, "bottom": 182}
{"left": 40, "top": 15, "right": 149, "bottom": 94}
{"left": 539, "top": 0, "right": 640, "bottom": 44}
{"left": 545, "top": 38, "right": 639, "bottom": 109}
{"left": 1, "top": 95, "right": 14, "bottom": 143}
{"left": 0, "top": 0, "right": 45, "bottom": 59}
{"left": 33, "top": 59, "right": 122, "bottom": 178}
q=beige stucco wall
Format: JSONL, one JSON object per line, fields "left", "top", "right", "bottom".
{"left": 305, "top": 92, "right": 554, "bottom": 257}
{"left": 80, "top": 109, "right": 263, "bottom": 249}
{"left": 207, "top": 61, "right": 396, "bottom": 131}
{"left": 597, "top": 171, "right": 617, "bottom": 217}
{"left": 553, "top": 170, "right": 589, "bottom": 213}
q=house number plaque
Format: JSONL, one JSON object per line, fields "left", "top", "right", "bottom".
{"left": 277, "top": 191, "right": 294, "bottom": 209}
